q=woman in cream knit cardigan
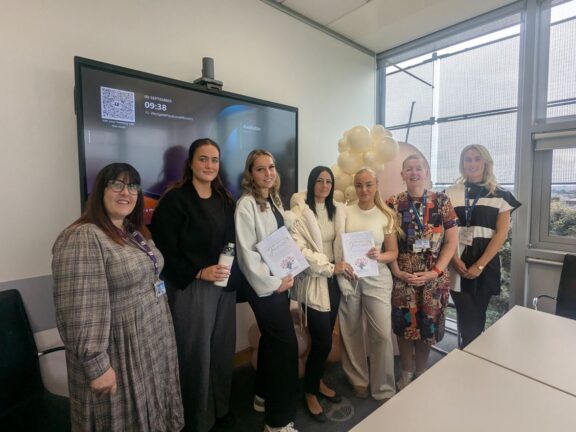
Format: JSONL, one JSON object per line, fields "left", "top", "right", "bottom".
{"left": 285, "top": 166, "right": 354, "bottom": 422}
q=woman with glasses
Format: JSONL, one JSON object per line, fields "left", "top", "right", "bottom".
{"left": 387, "top": 154, "right": 458, "bottom": 389}
{"left": 445, "top": 145, "right": 520, "bottom": 348}
{"left": 150, "top": 139, "right": 238, "bottom": 432}
{"left": 338, "top": 168, "right": 399, "bottom": 401}
{"left": 52, "top": 163, "right": 184, "bottom": 432}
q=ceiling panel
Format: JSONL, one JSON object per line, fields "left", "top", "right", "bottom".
{"left": 281, "top": 0, "right": 370, "bottom": 26}
{"left": 264, "top": 0, "right": 517, "bottom": 54}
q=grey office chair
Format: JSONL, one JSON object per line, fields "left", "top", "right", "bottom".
{"left": 533, "top": 254, "right": 576, "bottom": 320}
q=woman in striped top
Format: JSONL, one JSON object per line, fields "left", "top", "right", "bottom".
{"left": 445, "top": 145, "right": 521, "bottom": 348}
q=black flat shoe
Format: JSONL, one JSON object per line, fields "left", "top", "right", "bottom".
{"left": 306, "top": 405, "right": 327, "bottom": 423}
{"left": 318, "top": 391, "right": 342, "bottom": 404}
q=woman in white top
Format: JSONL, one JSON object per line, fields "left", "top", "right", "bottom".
{"left": 285, "top": 166, "right": 354, "bottom": 422}
{"left": 338, "top": 168, "right": 400, "bottom": 401}
{"left": 234, "top": 149, "right": 298, "bottom": 432}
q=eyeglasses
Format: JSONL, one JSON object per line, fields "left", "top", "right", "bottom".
{"left": 107, "top": 179, "right": 141, "bottom": 195}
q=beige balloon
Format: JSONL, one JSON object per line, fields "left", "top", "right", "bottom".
{"left": 347, "top": 125, "right": 372, "bottom": 154}
{"left": 345, "top": 185, "right": 358, "bottom": 202}
{"left": 335, "top": 172, "right": 353, "bottom": 191}
{"left": 371, "top": 124, "right": 392, "bottom": 138}
{"left": 338, "top": 138, "right": 349, "bottom": 153}
{"left": 363, "top": 151, "right": 380, "bottom": 169}
{"left": 374, "top": 136, "right": 399, "bottom": 162}
{"left": 333, "top": 189, "right": 345, "bottom": 203}
{"left": 331, "top": 164, "right": 342, "bottom": 179}
{"left": 338, "top": 150, "right": 363, "bottom": 175}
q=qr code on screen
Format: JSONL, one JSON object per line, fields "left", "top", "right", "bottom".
{"left": 100, "top": 86, "right": 135, "bottom": 122}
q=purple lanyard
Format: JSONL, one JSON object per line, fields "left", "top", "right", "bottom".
{"left": 126, "top": 230, "right": 160, "bottom": 278}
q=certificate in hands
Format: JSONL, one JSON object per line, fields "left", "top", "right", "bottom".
{"left": 256, "top": 226, "right": 310, "bottom": 278}
{"left": 341, "top": 231, "right": 379, "bottom": 278}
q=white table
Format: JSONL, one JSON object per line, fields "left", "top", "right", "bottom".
{"left": 464, "top": 305, "right": 576, "bottom": 396}
{"left": 351, "top": 349, "right": 576, "bottom": 432}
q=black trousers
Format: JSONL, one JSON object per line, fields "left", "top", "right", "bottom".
{"left": 451, "top": 288, "right": 493, "bottom": 348}
{"left": 244, "top": 286, "right": 298, "bottom": 427}
{"left": 303, "top": 277, "right": 341, "bottom": 394}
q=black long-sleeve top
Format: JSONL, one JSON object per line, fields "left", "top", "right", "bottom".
{"left": 150, "top": 181, "right": 236, "bottom": 290}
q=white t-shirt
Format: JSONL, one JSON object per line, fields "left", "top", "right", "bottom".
{"left": 345, "top": 204, "right": 392, "bottom": 247}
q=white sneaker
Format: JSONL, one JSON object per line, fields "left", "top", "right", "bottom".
{"left": 264, "top": 422, "right": 298, "bottom": 432}
{"left": 253, "top": 395, "right": 265, "bottom": 413}
{"left": 397, "top": 371, "right": 414, "bottom": 390}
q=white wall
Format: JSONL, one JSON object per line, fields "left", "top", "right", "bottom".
{"left": 0, "top": 0, "right": 375, "bottom": 283}
{"left": 0, "top": 0, "right": 375, "bottom": 350}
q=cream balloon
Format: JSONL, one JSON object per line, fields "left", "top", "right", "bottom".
{"left": 363, "top": 151, "right": 380, "bottom": 169}
{"left": 333, "top": 189, "right": 345, "bottom": 203}
{"left": 331, "top": 164, "right": 342, "bottom": 179}
{"left": 347, "top": 126, "right": 371, "bottom": 154}
{"left": 371, "top": 124, "right": 392, "bottom": 138}
{"left": 374, "top": 136, "right": 399, "bottom": 162}
{"left": 337, "top": 151, "right": 363, "bottom": 175}
{"left": 345, "top": 185, "right": 357, "bottom": 202}
{"left": 374, "top": 163, "right": 387, "bottom": 174}
{"left": 338, "top": 138, "right": 349, "bottom": 153}
{"left": 335, "top": 172, "right": 353, "bottom": 191}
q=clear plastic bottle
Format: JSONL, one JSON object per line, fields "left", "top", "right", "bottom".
{"left": 214, "top": 243, "right": 235, "bottom": 287}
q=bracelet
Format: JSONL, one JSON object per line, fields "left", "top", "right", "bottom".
{"left": 431, "top": 266, "right": 444, "bottom": 277}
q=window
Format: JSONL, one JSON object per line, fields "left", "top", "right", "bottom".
{"left": 378, "top": 6, "right": 523, "bottom": 328}
{"left": 541, "top": 0, "right": 576, "bottom": 119}
{"left": 532, "top": 132, "right": 576, "bottom": 250}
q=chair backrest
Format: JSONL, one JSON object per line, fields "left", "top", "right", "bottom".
{"left": 556, "top": 254, "right": 576, "bottom": 320}
{"left": 0, "top": 289, "right": 44, "bottom": 418}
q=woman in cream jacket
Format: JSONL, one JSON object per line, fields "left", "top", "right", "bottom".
{"left": 285, "top": 166, "right": 354, "bottom": 422}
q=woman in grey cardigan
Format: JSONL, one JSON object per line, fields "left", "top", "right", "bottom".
{"left": 235, "top": 149, "right": 298, "bottom": 432}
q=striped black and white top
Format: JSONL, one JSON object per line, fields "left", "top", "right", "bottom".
{"left": 445, "top": 182, "right": 521, "bottom": 295}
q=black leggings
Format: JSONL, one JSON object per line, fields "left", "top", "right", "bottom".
{"left": 451, "top": 288, "right": 493, "bottom": 348}
{"left": 303, "top": 277, "right": 341, "bottom": 394}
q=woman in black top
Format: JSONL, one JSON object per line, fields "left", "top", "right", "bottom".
{"left": 445, "top": 144, "right": 520, "bottom": 348}
{"left": 151, "top": 138, "right": 238, "bottom": 432}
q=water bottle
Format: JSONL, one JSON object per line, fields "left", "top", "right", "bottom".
{"left": 214, "top": 243, "right": 235, "bottom": 287}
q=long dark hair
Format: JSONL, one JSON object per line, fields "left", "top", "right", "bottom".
{"left": 73, "top": 163, "right": 148, "bottom": 244}
{"left": 172, "top": 138, "right": 233, "bottom": 206}
{"left": 306, "top": 166, "right": 336, "bottom": 221}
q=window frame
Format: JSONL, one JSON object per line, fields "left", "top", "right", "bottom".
{"left": 531, "top": 130, "right": 576, "bottom": 251}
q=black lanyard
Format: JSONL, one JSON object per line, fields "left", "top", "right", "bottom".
{"left": 464, "top": 186, "right": 480, "bottom": 227}
{"left": 408, "top": 190, "right": 427, "bottom": 232}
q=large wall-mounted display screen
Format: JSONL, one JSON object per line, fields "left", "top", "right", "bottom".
{"left": 75, "top": 57, "right": 298, "bottom": 223}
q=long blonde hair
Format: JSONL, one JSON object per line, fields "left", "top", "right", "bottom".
{"left": 354, "top": 167, "right": 402, "bottom": 236}
{"left": 457, "top": 144, "right": 498, "bottom": 195}
{"left": 240, "top": 149, "right": 282, "bottom": 212}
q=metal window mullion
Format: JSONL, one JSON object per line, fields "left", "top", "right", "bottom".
{"left": 535, "top": 0, "right": 552, "bottom": 120}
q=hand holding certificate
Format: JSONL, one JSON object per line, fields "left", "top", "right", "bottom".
{"left": 256, "top": 226, "right": 309, "bottom": 278}
{"left": 341, "top": 231, "right": 379, "bottom": 278}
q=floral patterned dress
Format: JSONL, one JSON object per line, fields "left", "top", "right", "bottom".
{"left": 387, "top": 191, "right": 458, "bottom": 345}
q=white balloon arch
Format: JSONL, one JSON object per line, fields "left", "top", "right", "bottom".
{"left": 332, "top": 124, "right": 399, "bottom": 203}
